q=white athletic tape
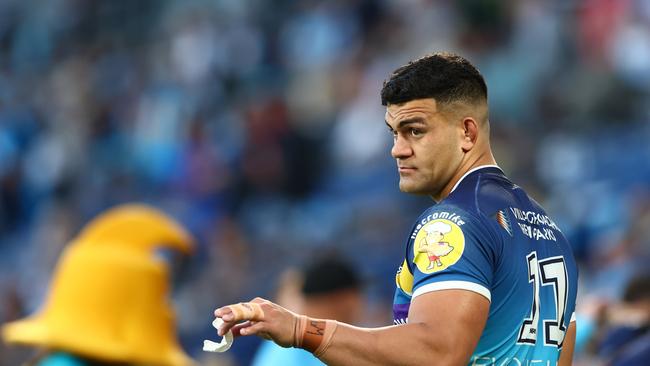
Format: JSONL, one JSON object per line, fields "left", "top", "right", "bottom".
{"left": 202, "top": 317, "right": 234, "bottom": 353}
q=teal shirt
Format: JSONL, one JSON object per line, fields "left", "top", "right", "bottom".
{"left": 38, "top": 353, "right": 86, "bottom": 366}
{"left": 251, "top": 340, "right": 324, "bottom": 366}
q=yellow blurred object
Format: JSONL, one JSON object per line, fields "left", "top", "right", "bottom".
{"left": 2, "top": 204, "right": 196, "bottom": 366}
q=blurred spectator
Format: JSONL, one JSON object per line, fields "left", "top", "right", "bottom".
{"left": 596, "top": 273, "right": 650, "bottom": 366}
{"left": 251, "top": 255, "right": 364, "bottom": 366}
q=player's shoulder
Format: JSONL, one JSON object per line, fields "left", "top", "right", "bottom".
{"left": 408, "top": 166, "right": 517, "bottom": 245}
{"left": 443, "top": 165, "right": 518, "bottom": 218}
{"left": 410, "top": 165, "right": 509, "bottom": 229}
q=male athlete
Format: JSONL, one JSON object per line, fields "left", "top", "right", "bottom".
{"left": 214, "top": 53, "right": 578, "bottom": 366}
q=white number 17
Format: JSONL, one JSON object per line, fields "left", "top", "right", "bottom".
{"left": 517, "top": 251, "right": 569, "bottom": 348}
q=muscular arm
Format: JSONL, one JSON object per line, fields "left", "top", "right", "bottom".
{"left": 320, "top": 289, "right": 489, "bottom": 366}
{"left": 219, "top": 289, "right": 489, "bottom": 366}
{"left": 558, "top": 321, "right": 576, "bottom": 366}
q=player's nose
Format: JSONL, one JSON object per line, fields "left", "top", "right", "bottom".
{"left": 391, "top": 135, "right": 413, "bottom": 159}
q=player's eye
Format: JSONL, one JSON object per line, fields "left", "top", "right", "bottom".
{"left": 409, "top": 128, "right": 423, "bottom": 137}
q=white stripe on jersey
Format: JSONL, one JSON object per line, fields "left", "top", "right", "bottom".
{"left": 412, "top": 280, "right": 492, "bottom": 302}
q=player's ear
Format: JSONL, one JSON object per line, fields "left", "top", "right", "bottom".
{"left": 460, "top": 117, "right": 478, "bottom": 152}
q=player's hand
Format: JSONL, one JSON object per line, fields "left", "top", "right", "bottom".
{"left": 214, "top": 297, "right": 299, "bottom": 348}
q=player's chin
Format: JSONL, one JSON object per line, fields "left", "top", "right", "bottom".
{"left": 398, "top": 179, "right": 425, "bottom": 194}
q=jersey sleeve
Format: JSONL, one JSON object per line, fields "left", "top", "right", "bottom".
{"left": 406, "top": 205, "right": 499, "bottom": 302}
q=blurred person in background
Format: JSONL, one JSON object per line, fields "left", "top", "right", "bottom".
{"left": 0, "top": 281, "right": 30, "bottom": 365}
{"left": 595, "top": 273, "right": 650, "bottom": 366}
{"left": 1, "top": 204, "right": 196, "bottom": 366}
{"left": 251, "top": 255, "right": 364, "bottom": 366}
{"left": 213, "top": 52, "right": 579, "bottom": 366}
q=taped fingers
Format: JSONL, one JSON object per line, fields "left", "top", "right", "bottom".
{"left": 227, "top": 302, "right": 265, "bottom": 322}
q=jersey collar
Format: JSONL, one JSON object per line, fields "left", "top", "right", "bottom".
{"left": 449, "top": 164, "right": 503, "bottom": 194}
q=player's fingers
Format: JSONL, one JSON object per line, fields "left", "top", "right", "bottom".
{"left": 217, "top": 319, "right": 238, "bottom": 336}
{"left": 230, "top": 302, "right": 265, "bottom": 322}
{"left": 238, "top": 321, "right": 267, "bottom": 337}
{"left": 215, "top": 302, "right": 265, "bottom": 323}
{"left": 214, "top": 306, "right": 234, "bottom": 321}
{"left": 229, "top": 321, "right": 253, "bottom": 337}
{"left": 250, "top": 297, "right": 266, "bottom": 303}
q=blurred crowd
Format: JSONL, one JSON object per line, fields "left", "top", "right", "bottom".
{"left": 0, "top": 0, "right": 649, "bottom": 365}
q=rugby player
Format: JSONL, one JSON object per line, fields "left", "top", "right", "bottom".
{"left": 214, "top": 52, "right": 578, "bottom": 366}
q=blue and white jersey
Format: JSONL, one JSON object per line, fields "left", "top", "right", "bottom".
{"left": 393, "top": 166, "right": 578, "bottom": 365}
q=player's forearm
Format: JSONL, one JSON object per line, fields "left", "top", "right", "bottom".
{"left": 558, "top": 322, "right": 576, "bottom": 366}
{"left": 315, "top": 322, "right": 460, "bottom": 366}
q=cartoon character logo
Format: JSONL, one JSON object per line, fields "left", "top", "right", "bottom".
{"left": 413, "top": 219, "right": 465, "bottom": 274}
{"left": 395, "top": 259, "right": 414, "bottom": 295}
{"left": 418, "top": 222, "right": 454, "bottom": 270}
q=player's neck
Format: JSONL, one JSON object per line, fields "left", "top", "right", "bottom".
{"left": 432, "top": 150, "right": 497, "bottom": 203}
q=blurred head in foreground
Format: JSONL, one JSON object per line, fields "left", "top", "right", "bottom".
{"left": 299, "top": 255, "right": 364, "bottom": 324}
{"left": 250, "top": 255, "right": 364, "bottom": 366}
{"left": 2, "top": 204, "right": 195, "bottom": 366}
{"left": 596, "top": 273, "right": 650, "bottom": 366}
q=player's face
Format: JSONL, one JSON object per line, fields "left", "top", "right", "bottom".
{"left": 385, "top": 98, "right": 464, "bottom": 200}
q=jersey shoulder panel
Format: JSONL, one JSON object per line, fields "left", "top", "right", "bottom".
{"left": 406, "top": 202, "right": 500, "bottom": 301}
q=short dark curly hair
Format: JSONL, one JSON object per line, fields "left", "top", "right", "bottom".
{"left": 380, "top": 52, "right": 487, "bottom": 107}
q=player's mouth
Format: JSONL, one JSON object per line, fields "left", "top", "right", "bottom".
{"left": 398, "top": 166, "right": 417, "bottom": 174}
